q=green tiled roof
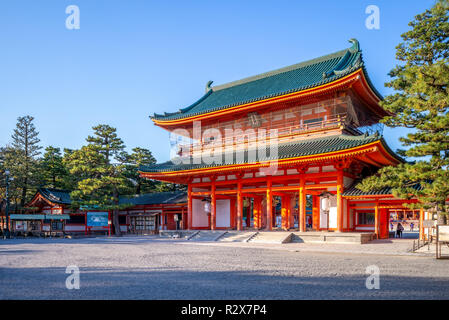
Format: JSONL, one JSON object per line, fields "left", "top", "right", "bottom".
{"left": 119, "top": 191, "right": 187, "bottom": 205}
{"left": 343, "top": 182, "right": 423, "bottom": 197}
{"left": 33, "top": 188, "right": 187, "bottom": 206}
{"left": 140, "top": 133, "right": 400, "bottom": 173}
{"left": 38, "top": 188, "right": 72, "bottom": 205}
{"left": 152, "top": 39, "right": 382, "bottom": 121}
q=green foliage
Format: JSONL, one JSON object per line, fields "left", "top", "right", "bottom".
{"left": 8, "top": 116, "right": 42, "bottom": 208}
{"left": 86, "top": 124, "right": 125, "bottom": 164}
{"left": 359, "top": 1, "right": 449, "bottom": 218}
{"left": 120, "top": 147, "right": 157, "bottom": 194}
{"left": 40, "top": 146, "right": 71, "bottom": 189}
{"left": 65, "top": 126, "right": 133, "bottom": 236}
{"left": 154, "top": 181, "right": 187, "bottom": 192}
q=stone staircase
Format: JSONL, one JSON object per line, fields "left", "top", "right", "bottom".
{"left": 248, "top": 231, "right": 293, "bottom": 244}
{"left": 218, "top": 231, "right": 258, "bottom": 242}
{"left": 291, "top": 232, "right": 374, "bottom": 244}
{"left": 188, "top": 230, "right": 227, "bottom": 242}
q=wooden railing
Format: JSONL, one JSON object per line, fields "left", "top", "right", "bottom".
{"left": 175, "top": 115, "right": 348, "bottom": 157}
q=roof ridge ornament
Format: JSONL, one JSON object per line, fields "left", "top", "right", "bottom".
{"left": 205, "top": 80, "right": 213, "bottom": 93}
{"left": 348, "top": 38, "right": 360, "bottom": 53}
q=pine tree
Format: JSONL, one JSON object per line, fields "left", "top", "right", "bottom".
{"left": 86, "top": 124, "right": 125, "bottom": 164}
{"left": 122, "top": 147, "right": 157, "bottom": 194}
{"left": 40, "top": 146, "right": 70, "bottom": 189}
{"left": 0, "top": 147, "right": 23, "bottom": 213}
{"left": 358, "top": 0, "right": 449, "bottom": 223}
{"left": 66, "top": 125, "right": 132, "bottom": 236}
{"left": 10, "top": 116, "right": 42, "bottom": 207}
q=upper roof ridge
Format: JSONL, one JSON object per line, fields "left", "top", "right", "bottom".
{"left": 212, "top": 48, "right": 350, "bottom": 92}
{"left": 151, "top": 39, "right": 376, "bottom": 121}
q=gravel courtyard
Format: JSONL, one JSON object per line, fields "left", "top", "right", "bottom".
{"left": 0, "top": 236, "right": 448, "bottom": 300}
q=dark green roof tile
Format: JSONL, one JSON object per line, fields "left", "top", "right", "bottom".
{"left": 119, "top": 191, "right": 186, "bottom": 205}
{"left": 33, "top": 188, "right": 187, "bottom": 206}
{"left": 343, "top": 183, "right": 423, "bottom": 197}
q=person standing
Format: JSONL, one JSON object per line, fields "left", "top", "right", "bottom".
{"left": 396, "top": 223, "right": 404, "bottom": 238}
{"left": 410, "top": 222, "right": 414, "bottom": 232}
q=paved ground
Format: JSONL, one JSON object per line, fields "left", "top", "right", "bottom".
{"left": 0, "top": 236, "right": 448, "bottom": 300}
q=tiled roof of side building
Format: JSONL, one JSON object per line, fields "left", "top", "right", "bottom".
{"left": 140, "top": 133, "right": 402, "bottom": 173}
{"left": 152, "top": 39, "right": 382, "bottom": 121}
{"left": 34, "top": 188, "right": 187, "bottom": 206}
{"left": 343, "top": 182, "right": 424, "bottom": 197}
{"left": 119, "top": 191, "right": 187, "bottom": 205}
{"left": 39, "top": 188, "right": 72, "bottom": 205}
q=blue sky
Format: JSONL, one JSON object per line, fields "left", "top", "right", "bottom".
{"left": 0, "top": 0, "right": 434, "bottom": 162}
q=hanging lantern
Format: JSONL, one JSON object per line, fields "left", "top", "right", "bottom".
{"left": 319, "top": 191, "right": 333, "bottom": 212}
{"left": 321, "top": 197, "right": 330, "bottom": 211}
{"left": 202, "top": 198, "right": 211, "bottom": 215}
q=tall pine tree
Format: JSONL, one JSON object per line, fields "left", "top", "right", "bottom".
{"left": 40, "top": 146, "right": 70, "bottom": 189}
{"left": 66, "top": 125, "right": 132, "bottom": 236}
{"left": 359, "top": 0, "right": 449, "bottom": 223}
{"left": 122, "top": 147, "right": 157, "bottom": 194}
{"left": 10, "top": 116, "right": 42, "bottom": 208}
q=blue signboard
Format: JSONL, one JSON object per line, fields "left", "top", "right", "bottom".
{"left": 86, "top": 212, "right": 109, "bottom": 227}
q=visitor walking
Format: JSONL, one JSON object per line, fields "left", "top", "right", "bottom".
{"left": 410, "top": 222, "right": 414, "bottom": 232}
{"left": 396, "top": 223, "right": 404, "bottom": 238}
{"left": 390, "top": 222, "right": 394, "bottom": 231}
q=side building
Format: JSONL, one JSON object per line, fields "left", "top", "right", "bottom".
{"left": 7, "top": 188, "right": 187, "bottom": 236}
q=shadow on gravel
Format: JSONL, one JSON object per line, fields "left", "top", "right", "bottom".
{"left": 0, "top": 249, "right": 38, "bottom": 255}
{"left": 0, "top": 266, "right": 448, "bottom": 300}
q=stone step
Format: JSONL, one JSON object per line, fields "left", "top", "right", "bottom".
{"left": 291, "top": 232, "right": 375, "bottom": 244}
{"left": 219, "top": 231, "right": 258, "bottom": 242}
{"left": 248, "top": 231, "right": 293, "bottom": 244}
{"left": 188, "top": 231, "right": 227, "bottom": 242}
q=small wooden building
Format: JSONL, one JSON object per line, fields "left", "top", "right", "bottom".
{"left": 12, "top": 188, "right": 187, "bottom": 235}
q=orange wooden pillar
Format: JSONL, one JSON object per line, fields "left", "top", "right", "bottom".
{"left": 187, "top": 184, "right": 192, "bottom": 230}
{"left": 237, "top": 181, "right": 243, "bottom": 231}
{"left": 253, "top": 197, "right": 261, "bottom": 229}
{"left": 374, "top": 202, "right": 379, "bottom": 238}
{"left": 281, "top": 195, "right": 290, "bottom": 230}
{"left": 266, "top": 179, "right": 273, "bottom": 231}
{"left": 211, "top": 182, "right": 216, "bottom": 231}
{"left": 419, "top": 208, "right": 424, "bottom": 240}
{"left": 312, "top": 195, "right": 319, "bottom": 230}
{"left": 290, "top": 195, "right": 296, "bottom": 229}
{"left": 299, "top": 177, "right": 306, "bottom": 232}
{"left": 286, "top": 195, "right": 292, "bottom": 229}
{"left": 336, "top": 169, "right": 344, "bottom": 232}
{"left": 230, "top": 198, "right": 236, "bottom": 229}
{"left": 378, "top": 208, "right": 388, "bottom": 239}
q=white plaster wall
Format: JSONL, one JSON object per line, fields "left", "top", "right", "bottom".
{"left": 192, "top": 199, "right": 209, "bottom": 227}
{"left": 65, "top": 225, "right": 85, "bottom": 232}
{"left": 216, "top": 199, "right": 230, "bottom": 228}
{"left": 329, "top": 207, "right": 338, "bottom": 229}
